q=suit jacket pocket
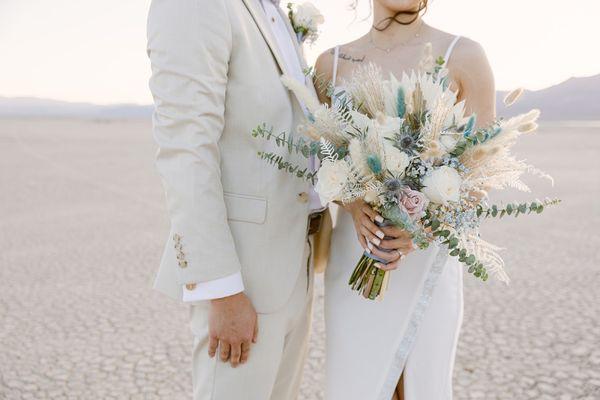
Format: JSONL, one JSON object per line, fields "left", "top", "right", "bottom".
{"left": 223, "top": 192, "right": 267, "bottom": 224}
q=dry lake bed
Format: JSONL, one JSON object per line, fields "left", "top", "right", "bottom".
{"left": 1, "top": 118, "right": 599, "bottom": 399}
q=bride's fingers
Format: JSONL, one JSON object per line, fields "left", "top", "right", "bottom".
{"left": 360, "top": 225, "right": 381, "bottom": 247}
{"left": 370, "top": 246, "right": 400, "bottom": 263}
{"left": 381, "top": 225, "right": 411, "bottom": 239}
{"left": 363, "top": 236, "right": 374, "bottom": 253}
{"left": 376, "top": 259, "right": 401, "bottom": 271}
{"left": 356, "top": 233, "right": 369, "bottom": 251}
{"left": 361, "top": 205, "right": 384, "bottom": 223}
{"left": 360, "top": 215, "right": 385, "bottom": 243}
{"left": 378, "top": 238, "right": 414, "bottom": 252}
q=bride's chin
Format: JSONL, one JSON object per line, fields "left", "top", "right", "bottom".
{"left": 375, "top": 0, "right": 422, "bottom": 13}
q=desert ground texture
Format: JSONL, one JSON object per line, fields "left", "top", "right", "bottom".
{"left": 1, "top": 118, "right": 599, "bottom": 400}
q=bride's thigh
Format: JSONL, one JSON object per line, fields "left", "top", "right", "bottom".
{"left": 403, "top": 261, "right": 463, "bottom": 398}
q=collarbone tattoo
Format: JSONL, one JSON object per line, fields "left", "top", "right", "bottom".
{"left": 330, "top": 48, "right": 365, "bottom": 63}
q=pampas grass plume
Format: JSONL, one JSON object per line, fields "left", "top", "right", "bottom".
{"left": 518, "top": 122, "right": 539, "bottom": 134}
{"left": 503, "top": 87, "right": 524, "bottom": 107}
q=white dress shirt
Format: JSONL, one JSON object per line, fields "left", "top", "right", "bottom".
{"left": 183, "top": 0, "right": 312, "bottom": 302}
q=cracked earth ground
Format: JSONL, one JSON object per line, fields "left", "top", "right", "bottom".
{"left": 1, "top": 119, "right": 598, "bottom": 399}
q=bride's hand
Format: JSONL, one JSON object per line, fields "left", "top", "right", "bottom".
{"left": 344, "top": 199, "right": 385, "bottom": 253}
{"left": 376, "top": 226, "right": 415, "bottom": 271}
{"left": 344, "top": 200, "right": 404, "bottom": 266}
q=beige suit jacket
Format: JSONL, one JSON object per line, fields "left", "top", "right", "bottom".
{"left": 147, "top": 0, "right": 316, "bottom": 313}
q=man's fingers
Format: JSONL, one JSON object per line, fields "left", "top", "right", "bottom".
{"left": 219, "top": 341, "right": 231, "bottom": 362}
{"left": 208, "top": 336, "right": 219, "bottom": 358}
{"left": 229, "top": 343, "right": 242, "bottom": 367}
{"left": 252, "top": 321, "right": 258, "bottom": 343}
{"left": 240, "top": 341, "right": 251, "bottom": 364}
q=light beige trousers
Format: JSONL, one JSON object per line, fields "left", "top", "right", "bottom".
{"left": 189, "top": 240, "right": 313, "bottom": 400}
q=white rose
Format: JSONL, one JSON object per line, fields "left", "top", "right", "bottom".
{"left": 439, "top": 132, "right": 460, "bottom": 152}
{"left": 375, "top": 114, "right": 402, "bottom": 139}
{"left": 315, "top": 159, "right": 350, "bottom": 204}
{"left": 293, "top": 2, "right": 324, "bottom": 30}
{"left": 422, "top": 166, "right": 462, "bottom": 205}
{"left": 383, "top": 141, "right": 410, "bottom": 176}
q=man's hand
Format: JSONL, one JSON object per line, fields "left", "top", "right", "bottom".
{"left": 208, "top": 292, "right": 258, "bottom": 368}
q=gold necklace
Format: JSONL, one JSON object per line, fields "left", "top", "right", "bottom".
{"left": 369, "top": 22, "right": 423, "bottom": 54}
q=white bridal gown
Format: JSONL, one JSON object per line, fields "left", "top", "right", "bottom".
{"left": 325, "top": 36, "right": 464, "bottom": 400}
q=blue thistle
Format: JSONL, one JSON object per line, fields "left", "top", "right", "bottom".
{"left": 367, "top": 154, "right": 383, "bottom": 174}
{"left": 384, "top": 178, "right": 402, "bottom": 192}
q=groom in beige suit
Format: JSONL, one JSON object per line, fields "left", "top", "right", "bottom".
{"left": 147, "top": 0, "right": 325, "bottom": 398}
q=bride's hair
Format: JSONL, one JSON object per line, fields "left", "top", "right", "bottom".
{"left": 352, "top": 1, "right": 429, "bottom": 31}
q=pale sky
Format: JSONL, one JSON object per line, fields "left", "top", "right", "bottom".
{"left": 0, "top": 0, "right": 598, "bottom": 104}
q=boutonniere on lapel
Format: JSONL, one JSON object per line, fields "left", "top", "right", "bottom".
{"left": 287, "top": 2, "right": 324, "bottom": 44}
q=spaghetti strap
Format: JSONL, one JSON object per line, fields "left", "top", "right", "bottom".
{"left": 443, "top": 36, "right": 461, "bottom": 65}
{"left": 332, "top": 46, "right": 340, "bottom": 86}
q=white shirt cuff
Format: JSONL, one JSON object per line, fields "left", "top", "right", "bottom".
{"left": 182, "top": 272, "right": 244, "bottom": 302}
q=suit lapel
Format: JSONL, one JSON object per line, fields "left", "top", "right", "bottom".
{"left": 274, "top": 5, "right": 319, "bottom": 100}
{"left": 241, "top": 0, "right": 291, "bottom": 77}
{"left": 242, "top": 0, "right": 319, "bottom": 109}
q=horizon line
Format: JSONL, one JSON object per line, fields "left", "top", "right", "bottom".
{"left": 1, "top": 73, "right": 597, "bottom": 107}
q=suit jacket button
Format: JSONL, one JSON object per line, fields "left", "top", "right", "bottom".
{"left": 185, "top": 283, "right": 196, "bottom": 291}
{"left": 178, "top": 260, "right": 188, "bottom": 268}
{"left": 298, "top": 192, "right": 309, "bottom": 203}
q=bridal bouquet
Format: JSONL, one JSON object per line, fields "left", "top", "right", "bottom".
{"left": 252, "top": 45, "right": 559, "bottom": 300}
{"left": 287, "top": 2, "right": 324, "bottom": 44}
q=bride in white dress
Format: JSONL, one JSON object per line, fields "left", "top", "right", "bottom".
{"left": 314, "top": 1, "right": 496, "bottom": 399}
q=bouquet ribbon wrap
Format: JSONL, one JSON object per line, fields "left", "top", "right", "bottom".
{"left": 349, "top": 220, "right": 397, "bottom": 300}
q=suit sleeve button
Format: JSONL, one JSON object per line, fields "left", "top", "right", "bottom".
{"left": 185, "top": 283, "right": 197, "bottom": 291}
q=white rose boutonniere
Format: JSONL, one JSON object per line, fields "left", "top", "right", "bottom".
{"left": 287, "top": 2, "right": 324, "bottom": 44}
{"left": 422, "top": 165, "right": 463, "bottom": 205}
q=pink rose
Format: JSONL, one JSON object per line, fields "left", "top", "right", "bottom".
{"left": 399, "top": 187, "right": 429, "bottom": 219}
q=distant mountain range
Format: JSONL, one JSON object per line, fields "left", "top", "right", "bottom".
{"left": 0, "top": 97, "right": 153, "bottom": 120}
{"left": 1, "top": 74, "right": 598, "bottom": 120}
{"left": 496, "top": 74, "right": 600, "bottom": 120}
